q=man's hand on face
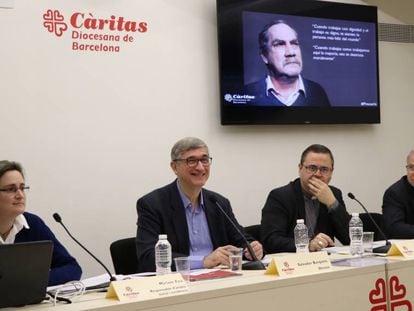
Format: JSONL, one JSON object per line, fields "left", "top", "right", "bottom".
{"left": 307, "top": 177, "right": 336, "bottom": 207}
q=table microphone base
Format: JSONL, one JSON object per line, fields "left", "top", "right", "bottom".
{"left": 373, "top": 243, "right": 391, "bottom": 254}
{"left": 242, "top": 260, "right": 266, "bottom": 270}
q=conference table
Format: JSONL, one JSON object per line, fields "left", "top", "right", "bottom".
{"left": 7, "top": 252, "right": 414, "bottom": 311}
{"left": 385, "top": 256, "right": 414, "bottom": 309}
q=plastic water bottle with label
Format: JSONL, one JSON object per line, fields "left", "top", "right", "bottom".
{"left": 155, "top": 234, "right": 172, "bottom": 275}
{"left": 349, "top": 213, "right": 363, "bottom": 256}
{"left": 294, "top": 219, "right": 309, "bottom": 253}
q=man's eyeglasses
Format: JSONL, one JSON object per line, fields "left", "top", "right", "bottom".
{"left": 406, "top": 165, "right": 414, "bottom": 172}
{"left": 174, "top": 157, "right": 212, "bottom": 167}
{"left": 0, "top": 185, "right": 30, "bottom": 194}
{"left": 303, "top": 165, "right": 332, "bottom": 175}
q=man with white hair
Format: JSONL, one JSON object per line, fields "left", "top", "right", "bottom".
{"left": 245, "top": 20, "right": 330, "bottom": 107}
{"left": 382, "top": 150, "right": 414, "bottom": 238}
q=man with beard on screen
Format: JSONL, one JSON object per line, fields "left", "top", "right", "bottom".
{"left": 245, "top": 20, "right": 330, "bottom": 107}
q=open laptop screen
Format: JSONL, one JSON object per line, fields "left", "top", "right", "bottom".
{"left": 0, "top": 240, "right": 53, "bottom": 308}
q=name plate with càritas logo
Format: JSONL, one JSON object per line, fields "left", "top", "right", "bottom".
{"left": 106, "top": 273, "right": 189, "bottom": 302}
{"left": 387, "top": 240, "right": 414, "bottom": 258}
{"left": 265, "top": 251, "right": 332, "bottom": 277}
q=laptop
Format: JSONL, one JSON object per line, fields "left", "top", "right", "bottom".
{"left": 0, "top": 240, "right": 53, "bottom": 308}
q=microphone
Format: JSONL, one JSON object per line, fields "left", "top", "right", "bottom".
{"left": 347, "top": 193, "right": 391, "bottom": 253}
{"left": 209, "top": 197, "right": 266, "bottom": 270}
{"left": 53, "top": 213, "right": 116, "bottom": 282}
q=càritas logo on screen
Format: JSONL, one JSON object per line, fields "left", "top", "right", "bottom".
{"left": 224, "top": 93, "right": 255, "bottom": 104}
{"left": 42, "top": 9, "right": 148, "bottom": 53}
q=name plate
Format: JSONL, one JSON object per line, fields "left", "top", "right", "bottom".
{"left": 387, "top": 240, "right": 414, "bottom": 257}
{"left": 265, "top": 251, "right": 331, "bottom": 277}
{"left": 106, "top": 273, "right": 189, "bottom": 302}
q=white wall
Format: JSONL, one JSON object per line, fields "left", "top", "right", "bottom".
{"left": 0, "top": 0, "right": 412, "bottom": 277}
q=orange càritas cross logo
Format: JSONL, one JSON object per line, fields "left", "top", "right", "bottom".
{"left": 43, "top": 9, "right": 68, "bottom": 37}
{"left": 369, "top": 276, "right": 412, "bottom": 311}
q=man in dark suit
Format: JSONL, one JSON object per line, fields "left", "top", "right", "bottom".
{"left": 261, "top": 144, "right": 350, "bottom": 253}
{"left": 382, "top": 150, "right": 414, "bottom": 238}
{"left": 136, "top": 137, "right": 263, "bottom": 272}
{"left": 245, "top": 20, "right": 330, "bottom": 107}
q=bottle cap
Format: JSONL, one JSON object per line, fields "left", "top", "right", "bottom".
{"left": 159, "top": 234, "right": 167, "bottom": 239}
{"left": 296, "top": 219, "right": 304, "bottom": 224}
{"left": 351, "top": 213, "right": 359, "bottom": 217}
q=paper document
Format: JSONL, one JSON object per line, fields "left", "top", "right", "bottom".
{"left": 47, "top": 272, "right": 157, "bottom": 294}
{"left": 189, "top": 269, "right": 241, "bottom": 281}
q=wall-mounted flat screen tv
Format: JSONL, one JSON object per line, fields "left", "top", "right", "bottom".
{"left": 217, "top": 0, "right": 380, "bottom": 124}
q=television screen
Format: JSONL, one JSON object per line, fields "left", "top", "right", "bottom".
{"left": 217, "top": 0, "right": 380, "bottom": 124}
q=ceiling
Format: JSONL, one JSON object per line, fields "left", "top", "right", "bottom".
{"left": 364, "top": 0, "right": 414, "bottom": 24}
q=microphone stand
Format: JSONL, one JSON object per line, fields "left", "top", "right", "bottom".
{"left": 347, "top": 193, "right": 391, "bottom": 254}
{"left": 53, "top": 213, "right": 117, "bottom": 282}
{"left": 210, "top": 198, "right": 266, "bottom": 270}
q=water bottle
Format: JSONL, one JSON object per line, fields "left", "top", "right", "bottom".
{"left": 294, "top": 219, "right": 309, "bottom": 253}
{"left": 349, "top": 213, "right": 363, "bottom": 256}
{"left": 155, "top": 234, "right": 172, "bottom": 275}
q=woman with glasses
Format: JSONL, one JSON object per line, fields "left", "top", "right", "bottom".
{"left": 0, "top": 160, "right": 82, "bottom": 286}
